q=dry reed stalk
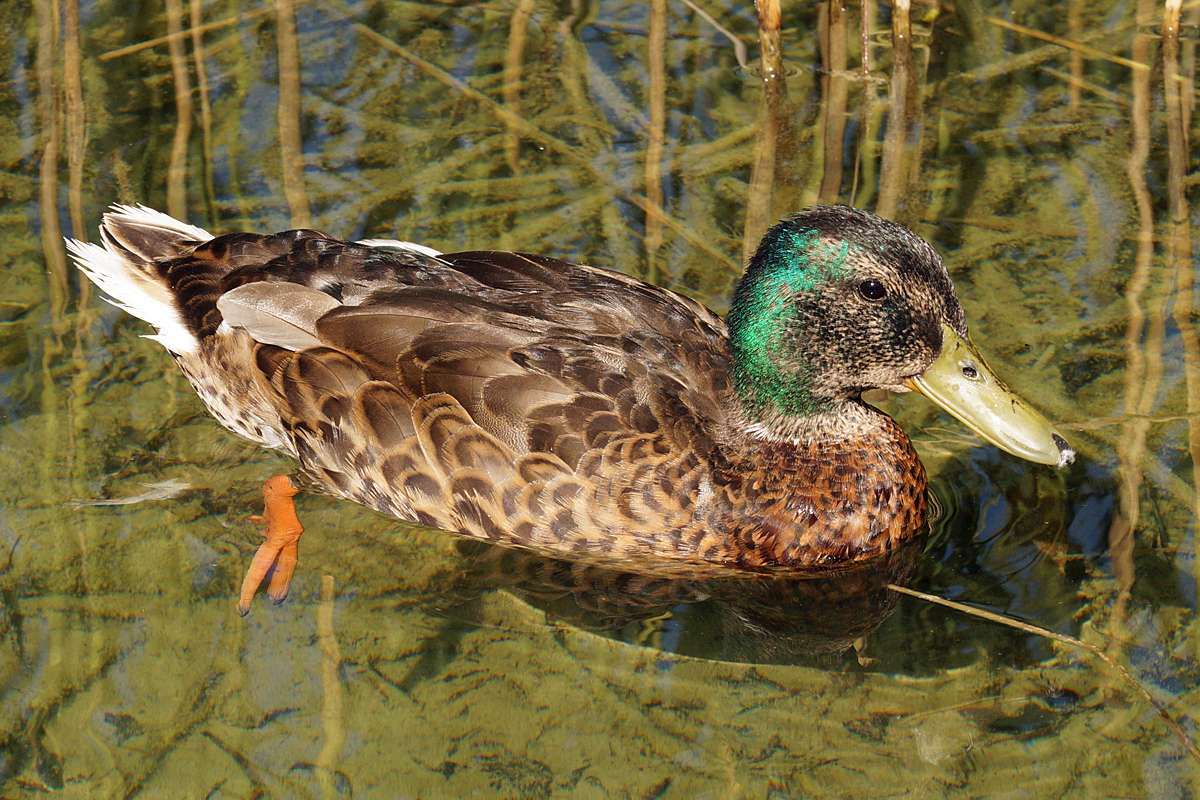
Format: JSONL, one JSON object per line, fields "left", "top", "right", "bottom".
{"left": 818, "top": 1, "right": 848, "bottom": 202}
{"left": 742, "top": 0, "right": 787, "bottom": 263}
{"left": 645, "top": 0, "right": 667, "bottom": 276}
{"left": 165, "top": 0, "right": 192, "bottom": 220}
{"left": 679, "top": 0, "right": 749, "bottom": 69}
{"left": 1038, "top": 65, "right": 1129, "bottom": 107}
{"left": 1067, "top": 0, "right": 1084, "bottom": 110}
{"left": 98, "top": 4, "right": 273, "bottom": 61}
{"left": 503, "top": 0, "right": 535, "bottom": 175}
{"left": 887, "top": 583, "right": 1200, "bottom": 763}
{"left": 36, "top": 0, "right": 66, "bottom": 329}
{"left": 876, "top": 0, "right": 916, "bottom": 219}
{"left": 1162, "top": 0, "right": 1200, "bottom": 601}
{"left": 63, "top": 0, "right": 86, "bottom": 248}
{"left": 276, "top": 0, "right": 311, "bottom": 227}
{"left": 851, "top": 0, "right": 880, "bottom": 207}
{"left": 755, "top": 0, "right": 786, "bottom": 82}
{"left": 190, "top": 0, "right": 217, "bottom": 224}
{"left": 1183, "top": 2, "right": 1197, "bottom": 129}
{"left": 1107, "top": 0, "right": 1161, "bottom": 652}
{"left": 986, "top": 16, "right": 1150, "bottom": 73}
{"left": 859, "top": 0, "right": 871, "bottom": 78}
{"left": 317, "top": 575, "right": 345, "bottom": 798}
{"left": 1163, "top": 0, "right": 1191, "bottom": 215}
{"left": 353, "top": 24, "right": 737, "bottom": 273}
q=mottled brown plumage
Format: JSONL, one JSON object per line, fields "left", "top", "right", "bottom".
{"left": 144, "top": 230, "right": 925, "bottom": 576}
{"left": 73, "top": 204, "right": 1048, "bottom": 589}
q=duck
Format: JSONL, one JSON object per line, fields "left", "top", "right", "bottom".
{"left": 66, "top": 204, "right": 1073, "bottom": 613}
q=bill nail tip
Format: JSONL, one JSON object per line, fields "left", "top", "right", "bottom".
{"left": 1051, "top": 433, "right": 1075, "bottom": 468}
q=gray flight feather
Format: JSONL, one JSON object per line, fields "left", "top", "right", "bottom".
{"left": 216, "top": 281, "right": 340, "bottom": 351}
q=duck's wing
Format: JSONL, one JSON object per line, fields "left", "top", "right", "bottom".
{"left": 206, "top": 239, "right": 734, "bottom": 560}
{"left": 72, "top": 207, "right": 741, "bottom": 566}
{"left": 279, "top": 246, "right": 731, "bottom": 459}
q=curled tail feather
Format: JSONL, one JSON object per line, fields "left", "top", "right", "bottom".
{"left": 66, "top": 204, "right": 212, "bottom": 354}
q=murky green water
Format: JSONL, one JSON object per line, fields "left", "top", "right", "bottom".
{"left": 2, "top": 0, "right": 1199, "bottom": 796}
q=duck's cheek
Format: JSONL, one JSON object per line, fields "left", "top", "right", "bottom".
{"left": 882, "top": 319, "right": 941, "bottom": 375}
{"left": 897, "top": 341, "right": 939, "bottom": 380}
{"left": 852, "top": 364, "right": 921, "bottom": 392}
{"left": 844, "top": 328, "right": 932, "bottom": 386}
{"left": 854, "top": 345, "right": 937, "bottom": 391}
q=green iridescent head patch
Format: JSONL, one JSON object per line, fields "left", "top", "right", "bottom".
{"left": 727, "top": 226, "right": 855, "bottom": 416}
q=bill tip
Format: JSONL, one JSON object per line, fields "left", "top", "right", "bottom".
{"left": 1052, "top": 434, "right": 1075, "bottom": 468}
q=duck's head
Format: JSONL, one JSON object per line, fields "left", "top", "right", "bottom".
{"left": 727, "top": 206, "right": 1073, "bottom": 467}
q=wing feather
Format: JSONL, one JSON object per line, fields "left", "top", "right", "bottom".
{"left": 193, "top": 241, "right": 736, "bottom": 560}
{"left": 216, "top": 281, "right": 340, "bottom": 350}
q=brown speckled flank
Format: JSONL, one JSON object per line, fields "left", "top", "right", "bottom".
{"left": 113, "top": 224, "right": 929, "bottom": 576}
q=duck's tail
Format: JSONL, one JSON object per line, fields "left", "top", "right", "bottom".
{"left": 66, "top": 205, "right": 212, "bottom": 355}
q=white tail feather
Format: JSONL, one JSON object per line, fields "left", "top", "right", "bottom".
{"left": 104, "top": 204, "right": 212, "bottom": 243}
{"left": 66, "top": 205, "right": 214, "bottom": 355}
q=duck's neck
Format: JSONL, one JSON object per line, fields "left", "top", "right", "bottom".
{"left": 725, "top": 225, "right": 853, "bottom": 418}
{"left": 732, "top": 396, "right": 887, "bottom": 447}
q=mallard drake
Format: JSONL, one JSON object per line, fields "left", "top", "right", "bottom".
{"left": 67, "top": 205, "right": 1072, "bottom": 611}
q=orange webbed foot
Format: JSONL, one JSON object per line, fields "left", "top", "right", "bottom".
{"left": 237, "top": 475, "right": 304, "bottom": 616}
{"left": 265, "top": 541, "right": 298, "bottom": 605}
{"left": 238, "top": 538, "right": 284, "bottom": 616}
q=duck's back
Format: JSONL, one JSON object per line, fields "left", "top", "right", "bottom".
{"left": 73, "top": 207, "right": 749, "bottom": 571}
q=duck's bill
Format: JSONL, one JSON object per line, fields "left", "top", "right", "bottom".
{"left": 906, "top": 324, "right": 1075, "bottom": 468}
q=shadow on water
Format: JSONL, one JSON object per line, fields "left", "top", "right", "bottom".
{"left": 434, "top": 539, "right": 919, "bottom": 667}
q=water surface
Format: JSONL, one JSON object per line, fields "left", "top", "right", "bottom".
{"left": 1, "top": 0, "right": 1199, "bottom": 796}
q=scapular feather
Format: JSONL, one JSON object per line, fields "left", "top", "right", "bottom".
{"left": 217, "top": 281, "right": 340, "bottom": 351}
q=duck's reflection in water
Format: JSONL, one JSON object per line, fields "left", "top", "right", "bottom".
{"left": 442, "top": 535, "right": 923, "bottom": 666}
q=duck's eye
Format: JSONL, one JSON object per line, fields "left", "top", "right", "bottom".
{"left": 858, "top": 279, "right": 887, "bottom": 302}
